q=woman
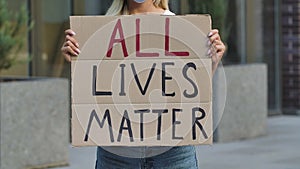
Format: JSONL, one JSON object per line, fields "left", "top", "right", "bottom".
{"left": 62, "top": 0, "right": 226, "bottom": 168}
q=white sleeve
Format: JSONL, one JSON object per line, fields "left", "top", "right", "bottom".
{"left": 163, "top": 10, "right": 176, "bottom": 16}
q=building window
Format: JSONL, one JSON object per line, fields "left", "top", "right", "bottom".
{"left": 30, "top": 0, "right": 72, "bottom": 77}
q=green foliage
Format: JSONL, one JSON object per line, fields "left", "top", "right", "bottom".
{"left": 189, "top": 0, "right": 231, "bottom": 44}
{"left": 0, "top": 0, "right": 32, "bottom": 71}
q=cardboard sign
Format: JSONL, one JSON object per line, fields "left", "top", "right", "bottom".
{"left": 71, "top": 15, "right": 213, "bottom": 147}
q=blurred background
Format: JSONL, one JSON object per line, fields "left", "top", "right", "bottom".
{"left": 0, "top": 0, "right": 299, "bottom": 169}
{"left": 2, "top": 0, "right": 299, "bottom": 115}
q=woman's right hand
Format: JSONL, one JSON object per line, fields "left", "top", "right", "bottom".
{"left": 61, "top": 29, "right": 81, "bottom": 62}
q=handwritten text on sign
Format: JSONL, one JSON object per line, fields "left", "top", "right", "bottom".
{"left": 71, "top": 15, "right": 212, "bottom": 146}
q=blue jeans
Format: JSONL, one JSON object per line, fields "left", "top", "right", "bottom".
{"left": 95, "top": 146, "right": 198, "bottom": 169}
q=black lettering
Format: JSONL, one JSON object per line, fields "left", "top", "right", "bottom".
{"left": 84, "top": 109, "right": 114, "bottom": 143}
{"left": 162, "top": 62, "right": 175, "bottom": 97}
{"left": 117, "top": 110, "right": 134, "bottom": 142}
{"left": 152, "top": 109, "right": 168, "bottom": 140}
{"left": 192, "top": 107, "right": 208, "bottom": 140}
{"left": 172, "top": 109, "right": 183, "bottom": 140}
{"left": 119, "top": 64, "right": 126, "bottom": 96}
{"left": 182, "top": 62, "right": 198, "bottom": 98}
{"left": 131, "top": 63, "right": 156, "bottom": 95}
{"left": 134, "top": 109, "right": 150, "bottom": 141}
{"left": 92, "top": 65, "right": 112, "bottom": 96}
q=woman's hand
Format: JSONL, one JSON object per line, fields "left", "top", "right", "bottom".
{"left": 207, "top": 29, "right": 226, "bottom": 74}
{"left": 61, "top": 29, "right": 81, "bottom": 62}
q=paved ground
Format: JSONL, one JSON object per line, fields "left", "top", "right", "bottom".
{"left": 54, "top": 115, "right": 300, "bottom": 169}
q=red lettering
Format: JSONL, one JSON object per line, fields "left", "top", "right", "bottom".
{"left": 106, "top": 19, "right": 129, "bottom": 58}
{"left": 136, "top": 19, "right": 159, "bottom": 57}
{"left": 165, "top": 18, "right": 189, "bottom": 57}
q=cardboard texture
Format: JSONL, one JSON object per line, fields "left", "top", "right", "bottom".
{"left": 71, "top": 15, "right": 212, "bottom": 147}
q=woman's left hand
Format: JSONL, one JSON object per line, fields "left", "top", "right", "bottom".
{"left": 207, "top": 29, "right": 226, "bottom": 74}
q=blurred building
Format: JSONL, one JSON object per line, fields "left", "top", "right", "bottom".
{"left": 280, "top": 0, "right": 300, "bottom": 115}
{"left": 2, "top": 0, "right": 299, "bottom": 115}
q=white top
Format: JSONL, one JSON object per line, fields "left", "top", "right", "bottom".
{"left": 163, "top": 10, "right": 176, "bottom": 16}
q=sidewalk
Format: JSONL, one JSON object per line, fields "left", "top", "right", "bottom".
{"left": 54, "top": 116, "right": 300, "bottom": 169}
